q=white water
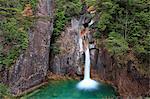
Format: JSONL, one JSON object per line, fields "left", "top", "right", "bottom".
{"left": 79, "top": 38, "right": 83, "bottom": 52}
{"left": 77, "top": 43, "right": 99, "bottom": 90}
{"left": 84, "top": 46, "right": 90, "bottom": 79}
{"left": 88, "top": 20, "right": 94, "bottom": 26}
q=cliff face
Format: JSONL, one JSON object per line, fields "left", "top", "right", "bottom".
{"left": 50, "top": 19, "right": 82, "bottom": 76}
{"left": 50, "top": 18, "right": 97, "bottom": 77}
{"left": 0, "top": 0, "right": 149, "bottom": 97}
{"left": 49, "top": 18, "right": 149, "bottom": 96}
{"left": 1, "top": 0, "right": 54, "bottom": 95}
{"left": 96, "top": 48, "right": 150, "bottom": 97}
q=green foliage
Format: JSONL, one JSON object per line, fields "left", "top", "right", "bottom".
{"left": 0, "top": 18, "right": 30, "bottom": 68}
{"left": 0, "top": 0, "right": 37, "bottom": 68}
{"left": 93, "top": 31, "right": 101, "bottom": 38}
{"left": 19, "top": 0, "right": 38, "bottom": 10}
{"left": 55, "top": 0, "right": 82, "bottom": 17}
{"left": 54, "top": 0, "right": 82, "bottom": 35}
{"left": 53, "top": 11, "right": 66, "bottom": 39}
{"left": 51, "top": 0, "right": 82, "bottom": 55}
{"left": 93, "top": 0, "right": 150, "bottom": 66}
{"left": 64, "top": 0, "right": 82, "bottom": 17}
{"left": 85, "top": 0, "right": 96, "bottom": 6}
{"left": 0, "top": 0, "right": 37, "bottom": 17}
{"left": 0, "top": 83, "right": 11, "bottom": 98}
{"left": 97, "top": 12, "right": 112, "bottom": 31}
{"left": 50, "top": 44, "right": 60, "bottom": 55}
{"left": 106, "top": 32, "right": 128, "bottom": 55}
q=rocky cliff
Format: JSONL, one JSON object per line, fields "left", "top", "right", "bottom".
{"left": 0, "top": 0, "right": 149, "bottom": 97}
{"left": 96, "top": 47, "right": 150, "bottom": 97}
{"left": 50, "top": 18, "right": 82, "bottom": 76}
{"left": 49, "top": 18, "right": 149, "bottom": 97}
{"left": 1, "top": 0, "right": 54, "bottom": 95}
{"left": 50, "top": 18, "right": 98, "bottom": 77}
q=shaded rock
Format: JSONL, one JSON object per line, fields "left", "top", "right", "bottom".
{"left": 90, "top": 49, "right": 99, "bottom": 69}
{"left": 95, "top": 48, "right": 150, "bottom": 97}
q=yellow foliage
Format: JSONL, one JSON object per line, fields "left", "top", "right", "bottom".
{"left": 87, "top": 6, "right": 95, "bottom": 12}
{"left": 22, "top": 4, "right": 33, "bottom": 16}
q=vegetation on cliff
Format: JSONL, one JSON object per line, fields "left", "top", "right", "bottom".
{"left": 90, "top": 0, "right": 150, "bottom": 76}
{"left": 0, "top": 0, "right": 37, "bottom": 68}
{"left": 0, "top": 83, "right": 11, "bottom": 98}
{"left": 50, "top": 0, "right": 82, "bottom": 55}
{"left": 0, "top": 0, "right": 149, "bottom": 97}
{"left": 0, "top": 0, "right": 37, "bottom": 98}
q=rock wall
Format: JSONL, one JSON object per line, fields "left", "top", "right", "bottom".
{"left": 1, "top": 0, "right": 54, "bottom": 95}
{"left": 50, "top": 18, "right": 97, "bottom": 77}
{"left": 96, "top": 47, "right": 150, "bottom": 97}
{"left": 0, "top": 0, "right": 148, "bottom": 96}
{"left": 50, "top": 18, "right": 149, "bottom": 96}
{"left": 50, "top": 19, "right": 82, "bottom": 76}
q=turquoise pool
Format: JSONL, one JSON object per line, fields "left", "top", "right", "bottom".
{"left": 22, "top": 80, "right": 116, "bottom": 99}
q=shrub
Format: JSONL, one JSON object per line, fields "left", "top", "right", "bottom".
{"left": 105, "top": 32, "right": 128, "bottom": 55}
{"left": 0, "top": 83, "right": 11, "bottom": 98}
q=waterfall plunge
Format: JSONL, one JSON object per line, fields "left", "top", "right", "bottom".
{"left": 77, "top": 44, "right": 99, "bottom": 90}
{"left": 73, "top": 16, "right": 99, "bottom": 90}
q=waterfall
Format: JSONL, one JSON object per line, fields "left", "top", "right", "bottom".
{"left": 79, "top": 38, "right": 83, "bottom": 52}
{"left": 75, "top": 12, "right": 99, "bottom": 90}
{"left": 77, "top": 34, "right": 99, "bottom": 90}
{"left": 84, "top": 46, "right": 90, "bottom": 79}
{"left": 88, "top": 20, "right": 94, "bottom": 26}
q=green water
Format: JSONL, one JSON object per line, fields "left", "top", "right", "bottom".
{"left": 22, "top": 80, "right": 116, "bottom": 99}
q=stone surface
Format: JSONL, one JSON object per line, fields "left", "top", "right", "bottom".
{"left": 2, "top": 0, "right": 54, "bottom": 95}
{"left": 50, "top": 18, "right": 98, "bottom": 76}
{"left": 95, "top": 47, "right": 150, "bottom": 97}
{"left": 90, "top": 49, "right": 99, "bottom": 69}
{"left": 50, "top": 19, "right": 82, "bottom": 76}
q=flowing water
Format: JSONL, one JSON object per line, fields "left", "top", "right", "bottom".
{"left": 77, "top": 16, "right": 99, "bottom": 90}
{"left": 84, "top": 47, "right": 90, "bottom": 80}
{"left": 79, "top": 38, "right": 83, "bottom": 52}
{"left": 22, "top": 80, "right": 116, "bottom": 99}
{"left": 77, "top": 47, "right": 99, "bottom": 90}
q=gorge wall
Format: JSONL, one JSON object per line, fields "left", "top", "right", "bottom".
{"left": 0, "top": 0, "right": 54, "bottom": 95}
{"left": 50, "top": 19, "right": 149, "bottom": 97}
{"left": 0, "top": 0, "right": 149, "bottom": 97}
{"left": 50, "top": 19, "right": 82, "bottom": 76}
{"left": 96, "top": 47, "right": 149, "bottom": 97}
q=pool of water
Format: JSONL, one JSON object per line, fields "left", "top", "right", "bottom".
{"left": 22, "top": 80, "right": 116, "bottom": 99}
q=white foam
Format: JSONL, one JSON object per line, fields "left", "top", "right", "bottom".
{"left": 77, "top": 79, "right": 99, "bottom": 90}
